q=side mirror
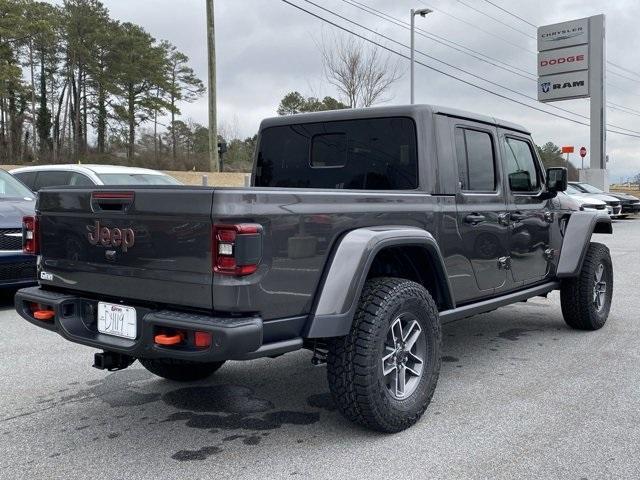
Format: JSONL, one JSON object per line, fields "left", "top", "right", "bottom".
{"left": 546, "top": 167, "right": 567, "bottom": 193}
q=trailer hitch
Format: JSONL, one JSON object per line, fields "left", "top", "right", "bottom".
{"left": 93, "top": 351, "right": 135, "bottom": 372}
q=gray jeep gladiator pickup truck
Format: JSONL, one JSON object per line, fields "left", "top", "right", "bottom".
{"left": 16, "top": 105, "right": 613, "bottom": 433}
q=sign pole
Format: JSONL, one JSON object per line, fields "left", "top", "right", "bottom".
{"left": 589, "top": 14, "right": 607, "bottom": 188}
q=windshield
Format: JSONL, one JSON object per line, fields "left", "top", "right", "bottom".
{"left": 97, "top": 173, "right": 181, "bottom": 186}
{"left": 0, "top": 170, "right": 35, "bottom": 199}
{"left": 566, "top": 184, "right": 582, "bottom": 194}
{"left": 576, "top": 183, "right": 603, "bottom": 194}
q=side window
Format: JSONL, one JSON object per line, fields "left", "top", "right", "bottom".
{"left": 13, "top": 171, "right": 37, "bottom": 190}
{"left": 503, "top": 137, "right": 541, "bottom": 192}
{"left": 69, "top": 173, "right": 94, "bottom": 186}
{"left": 34, "top": 171, "right": 73, "bottom": 190}
{"left": 455, "top": 127, "right": 497, "bottom": 192}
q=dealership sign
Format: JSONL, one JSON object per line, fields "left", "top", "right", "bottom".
{"left": 538, "top": 71, "right": 589, "bottom": 102}
{"left": 536, "top": 15, "right": 606, "bottom": 183}
{"left": 537, "top": 17, "right": 594, "bottom": 103}
{"left": 538, "top": 45, "right": 588, "bottom": 76}
{"left": 538, "top": 18, "right": 589, "bottom": 52}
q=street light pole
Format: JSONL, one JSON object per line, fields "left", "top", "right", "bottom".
{"left": 206, "top": 0, "right": 220, "bottom": 173}
{"left": 410, "top": 8, "right": 432, "bottom": 104}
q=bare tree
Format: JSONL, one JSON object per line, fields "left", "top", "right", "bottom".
{"left": 318, "top": 34, "right": 401, "bottom": 108}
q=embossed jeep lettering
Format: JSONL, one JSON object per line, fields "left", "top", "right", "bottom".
{"left": 87, "top": 220, "right": 135, "bottom": 252}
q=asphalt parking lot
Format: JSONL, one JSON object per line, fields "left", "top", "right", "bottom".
{"left": 1, "top": 219, "right": 638, "bottom": 480}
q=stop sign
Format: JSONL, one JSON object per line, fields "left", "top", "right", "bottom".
{"left": 580, "top": 147, "right": 587, "bottom": 158}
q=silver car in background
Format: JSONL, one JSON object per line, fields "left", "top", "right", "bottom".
{"left": 10, "top": 164, "right": 181, "bottom": 191}
{"left": 565, "top": 183, "right": 623, "bottom": 218}
{"left": 560, "top": 191, "right": 608, "bottom": 213}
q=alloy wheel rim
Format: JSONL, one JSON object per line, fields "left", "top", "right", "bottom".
{"left": 593, "top": 263, "right": 607, "bottom": 312}
{"left": 381, "top": 313, "right": 426, "bottom": 399}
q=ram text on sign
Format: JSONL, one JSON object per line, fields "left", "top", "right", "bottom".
{"left": 538, "top": 18, "right": 589, "bottom": 52}
{"left": 538, "top": 71, "right": 589, "bottom": 102}
{"left": 538, "top": 45, "right": 588, "bottom": 76}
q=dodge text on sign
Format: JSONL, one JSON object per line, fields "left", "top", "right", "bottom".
{"left": 538, "top": 45, "right": 588, "bottom": 76}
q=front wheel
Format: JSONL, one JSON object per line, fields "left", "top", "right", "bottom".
{"left": 560, "top": 242, "right": 613, "bottom": 330}
{"left": 139, "top": 358, "right": 225, "bottom": 382}
{"left": 327, "top": 277, "right": 441, "bottom": 433}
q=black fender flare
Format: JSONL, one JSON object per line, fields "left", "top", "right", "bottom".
{"left": 556, "top": 211, "right": 612, "bottom": 278}
{"left": 304, "top": 226, "right": 453, "bottom": 338}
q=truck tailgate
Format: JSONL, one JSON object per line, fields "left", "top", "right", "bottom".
{"left": 37, "top": 187, "right": 214, "bottom": 309}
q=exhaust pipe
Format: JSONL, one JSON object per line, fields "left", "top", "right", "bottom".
{"left": 93, "top": 351, "right": 135, "bottom": 371}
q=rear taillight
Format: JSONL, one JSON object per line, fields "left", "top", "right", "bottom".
{"left": 213, "top": 224, "right": 262, "bottom": 276}
{"left": 22, "top": 216, "right": 39, "bottom": 255}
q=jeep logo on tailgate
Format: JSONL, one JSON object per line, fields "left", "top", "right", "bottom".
{"left": 87, "top": 221, "right": 135, "bottom": 252}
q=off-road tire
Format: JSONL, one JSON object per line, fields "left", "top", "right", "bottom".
{"left": 139, "top": 358, "right": 225, "bottom": 382}
{"left": 327, "top": 277, "right": 441, "bottom": 433}
{"left": 560, "top": 242, "right": 613, "bottom": 330}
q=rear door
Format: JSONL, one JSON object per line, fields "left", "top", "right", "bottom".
{"left": 499, "top": 131, "right": 551, "bottom": 283}
{"left": 37, "top": 188, "right": 215, "bottom": 309}
{"left": 453, "top": 120, "right": 510, "bottom": 302}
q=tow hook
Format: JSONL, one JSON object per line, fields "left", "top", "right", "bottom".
{"left": 93, "top": 351, "right": 135, "bottom": 372}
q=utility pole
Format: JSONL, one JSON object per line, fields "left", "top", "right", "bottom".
{"left": 206, "top": 0, "right": 220, "bottom": 172}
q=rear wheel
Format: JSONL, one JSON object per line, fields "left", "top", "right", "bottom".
{"left": 327, "top": 277, "right": 441, "bottom": 433}
{"left": 139, "top": 358, "right": 225, "bottom": 382}
{"left": 560, "top": 242, "right": 613, "bottom": 330}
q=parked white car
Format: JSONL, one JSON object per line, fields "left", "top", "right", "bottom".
{"left": 565, "top": 184, "right": 622, "bottom": 218}
{"left": 560, "top": 191, "right": 608, "bottom": 213}
{"left": 10, "top": 164, "right": 181, "bottom": 191}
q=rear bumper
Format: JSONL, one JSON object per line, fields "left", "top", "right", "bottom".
{"left": 15, "top": 287, "right": 301, "bottom": 362}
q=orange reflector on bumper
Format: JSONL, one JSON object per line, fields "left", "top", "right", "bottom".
{"left": 33, "top": 310, "right": 55, "bottom": 321}
{"left": 154, "top": 333, "right": 183, "bottom": 346}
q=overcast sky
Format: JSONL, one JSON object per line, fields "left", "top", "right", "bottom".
{"left": 68, "top": 0, "right": 640, "bottom": 181}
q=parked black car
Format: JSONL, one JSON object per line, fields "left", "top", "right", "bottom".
{"left": 0, "top": 170, "right": 37, "bottom": 288}
{"left": 15, "top": 105, "right": 613, "bottom": 433}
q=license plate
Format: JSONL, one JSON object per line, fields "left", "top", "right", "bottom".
{"left": 97, "top": 302, "right": 137, "bottom": 339}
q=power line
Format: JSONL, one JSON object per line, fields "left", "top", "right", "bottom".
{"left": 479, "top": 0, "right": 537, "bottom": 28}
{"left": 608, "top": 102, "right": 640, "bottom": 118}
{"left": 343, "top": 0, "right": 536, "bottom": 80}
{"left": 608, "top": 61, "right": 640, "bottom": 80}
{"left": 308, "top": 0, "right": 545, "bottom": 108}
{"left": 327, "top": 1, "right": 593, "bottom": 124}
{"left": 455, "top": 0, "right": 535, "bottom": 39}
{"left": 334, "top": 0, "right": 640, "bottom": 135}
{"left": 608, "top": 69, "right": 640, "bottom": 85}
{"left": 281, "top": 0, "right": 640, "bottom": 139}
{"left": 417, "top": 1, "right": 537, "bottom": 54}
{"left": 608, "top": 82, "right": 640, "bottom": 100}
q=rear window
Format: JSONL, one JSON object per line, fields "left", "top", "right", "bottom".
{"left": 34, "top": 171, "right": 72, "bottom": 190}
{"left": 255, "top": 117, "right": 418, "bottom": 190}
{"left": 97, "top": 173, "right": 180, "bottom": 185}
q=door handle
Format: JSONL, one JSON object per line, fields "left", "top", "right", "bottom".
{"left": 464, "top": 213, "right": 486, "bottom": 225}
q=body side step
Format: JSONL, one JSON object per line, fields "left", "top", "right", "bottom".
{"left": 439, "top": 282, "right": 560, "bottom": 324}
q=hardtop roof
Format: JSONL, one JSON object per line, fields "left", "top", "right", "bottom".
{"left": 260, "top": 104, "right": 530, "bottom": 135}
